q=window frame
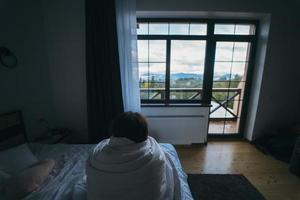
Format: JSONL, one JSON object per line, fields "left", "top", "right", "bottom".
{"left": 137, "top": 18, "right": 258, "bottom": 106}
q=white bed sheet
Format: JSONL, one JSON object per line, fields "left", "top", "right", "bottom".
{"left": 23, "top": 143, "right": 193, "bottom": 200}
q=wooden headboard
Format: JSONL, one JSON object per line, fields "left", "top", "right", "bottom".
{"left": 0, "top": 110, "right": 27, "bottom": 151}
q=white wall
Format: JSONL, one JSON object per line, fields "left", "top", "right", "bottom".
{"left": 0, "top": 0, "right": 88, "bottom": 141}
{"left": 42, "top": 0, "right": 88, "bottom": 142}
{"left": 136, "top": 0, "right": 300, "bottom": 140}
{"left": 0, "top": 0, "right": 56, "bottom": 139}
{"left": 244, "top": 16, "right": 270, "bottom": 140}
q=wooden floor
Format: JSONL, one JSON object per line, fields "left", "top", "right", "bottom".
{"left": 175, "top": 140, "right": 300, "bottom": 200}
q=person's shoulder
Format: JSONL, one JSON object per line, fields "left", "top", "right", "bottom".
{"left": 147, "top": 136, "right": 158, "bottom": 143}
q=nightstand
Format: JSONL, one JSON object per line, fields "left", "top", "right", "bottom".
{"left": 33, "top": 128, "right": 72, "bottom": 144}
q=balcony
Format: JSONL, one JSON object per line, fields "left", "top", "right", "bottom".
{"left": 140, "top": 87, "right": 242, "bottom": 134}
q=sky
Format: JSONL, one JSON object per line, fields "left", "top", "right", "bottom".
{"left": 137, "top": 23, "right": 252, "bottom": 77}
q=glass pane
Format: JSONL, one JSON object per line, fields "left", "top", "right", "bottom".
{"left": 212, "top": 91, "right": 231, "bottom": 101}
{"left": 148, "top": 63, "right": 166, "bottom": 100}
{"left": 214, "top": 24, "right": 255, "bottom": 35}
{"left": 139, "top": 62, "right": 166, "bottom": 100}
{"left": 213, "top": 81, "right": 232, "bottom": 88}
{"left": 190, "top": 23, "right": 207, "bottom": 35}
{"left": 170, "top": 91, "right": 201, "bottom": 100}
{"left": 208, "top": 120, "right": 225, "bottom": 134}
{"left": 137, "top": 23, "right": 148, "bottom": 35}
{"left": 213, "top": 62, "right": 232, "bottom": 81}
{"left": 233, "top": 42, "right": 250, "bottom": 61}
{"left": 140, "top": 91, "right": 148, "bottom": 100}
{"left": 149, "top": 63, "right": 166, "bottom": 82}
{"left": 137, "top": 40, "right": 148, "bottom": 62}
{"left": 149, "top": 23, "right": 168, "bottom": 35}
{"left": 225, "top": 109, "right": 235, "bottom": 119}
{"left": 235, "top": 25, "right": 255, "bottom": 35}
{"left": 233, "top": 81, "right": 245, "bottom": 92}
{"left": 231, "top": 62, "right": 248, "bottom": 80}
{"left": 210, "top": 101, "right": 227, "bottom": 119}
{"left": 214, "top": 24, "right": 235, "bottom": 34}
{"left": 224, "top": 120, "right": 239, "bottom": 133}
{"left": 225, "top": 100, "right": 242, "bottom": 111}
{"left": 212, "top": 90, "right": 242, "bottom": 106}
{"left": 149, "top": 40, "right": 166, "bottom": 62}
{"left": 214, "top": 42, "right": 251, "bottom": 81}
{"left": 169, "top": 23, "right": 189, "bottom": 35}
{"left": 213, "top": 81, "right": 244, "bottom": 89}
{"left": 138, "top": 63, "right": 148, "bottom": 81}
{"left": 170, "top": 40, "right": 206, "bottom": 100}
{"left": 228, "top": 100, "right": 243, "bottom": 118}
{"left": 139, "top": 63, "right": 149, "bottom": 100}
{"left": 215, "top": 42, "right": 234, "bottom": 61}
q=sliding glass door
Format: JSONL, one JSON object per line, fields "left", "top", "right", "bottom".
{"left": 208, "top": 23, "right": 256, "bottom": 136}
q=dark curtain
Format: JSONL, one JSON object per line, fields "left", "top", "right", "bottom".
{"left": 85, "top": 0, "right": 124, "bottom": 143}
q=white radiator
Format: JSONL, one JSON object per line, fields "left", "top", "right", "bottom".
{"left": 141, "top": 107, "right": 209, "bottom": 145}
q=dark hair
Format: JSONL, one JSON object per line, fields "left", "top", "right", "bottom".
{"left": 111, "top": 112, "right": 148, "bottom": 143}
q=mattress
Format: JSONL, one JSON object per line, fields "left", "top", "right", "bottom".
{"left": 20, "top": 143, "right": 193, "bottom": 200}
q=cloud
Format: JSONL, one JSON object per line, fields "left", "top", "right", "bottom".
{"left": 214, "top": 61, "right": 247, "bottom": 75}
{"left": 138, "top": 40, "right": 249, "bottom": 76}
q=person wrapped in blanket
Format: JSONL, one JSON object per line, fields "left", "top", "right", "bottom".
{"left": 86, "top": 112, "right": 181, "bottom": 200}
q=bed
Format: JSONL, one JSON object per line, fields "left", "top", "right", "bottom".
{"left": 0, "top": 111, "right": 193, "bottom": 200}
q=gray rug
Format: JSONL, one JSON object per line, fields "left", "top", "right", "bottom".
{"left": 187, "top": 174, "right": 266, "bottom": 200}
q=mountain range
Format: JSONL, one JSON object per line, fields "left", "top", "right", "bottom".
{"left": 140, "top": 72, "right": 241, "bottom": 81}
{"left": 140, "top": 73, "right": 202, "bottom": 81}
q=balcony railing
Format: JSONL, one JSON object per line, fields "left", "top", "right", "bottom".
{"left": 140, "top": 88, "right": 242, "bottom": 119}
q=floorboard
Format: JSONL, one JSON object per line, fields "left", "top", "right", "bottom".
{"left": 175, "top": 140, "right": 300, "bottom": 200}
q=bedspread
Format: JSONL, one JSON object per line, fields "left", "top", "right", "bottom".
{"left": 22, "top": 143, "right": 193, "bottom": 200}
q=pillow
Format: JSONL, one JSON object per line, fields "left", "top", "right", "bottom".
{"left": 4, "top": 159, "right": 55, "bottom": 200}
{"left": 0, "top": 144, "right": 38, "bottom": 175}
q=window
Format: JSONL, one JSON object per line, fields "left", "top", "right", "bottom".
{"left": 170, "top": 40, "right": 206, "bottom": 100}
{"left": 138, "top": 40, "right": 167, "bottom": 100}
{"left": 137, "top": 19, "right": 257, "bottom": 106}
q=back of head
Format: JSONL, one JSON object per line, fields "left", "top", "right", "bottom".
{"left": 111, "top": 112, "right": 148, "bottom": 143}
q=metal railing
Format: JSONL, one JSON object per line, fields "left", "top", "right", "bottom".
{"left": 140, "top": 88, "right": 242, "bottom": 119}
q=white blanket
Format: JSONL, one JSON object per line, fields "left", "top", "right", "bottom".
{"left": 86, "top": 136, "right": 181, "bottom": 200}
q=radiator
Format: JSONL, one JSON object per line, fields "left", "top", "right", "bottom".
{"left": 141, "top": 107, "right": 209, "bottom": 145}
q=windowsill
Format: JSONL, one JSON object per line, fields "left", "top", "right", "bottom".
{"left": 141, "top": 103, "right": 212, "bottom": 107}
